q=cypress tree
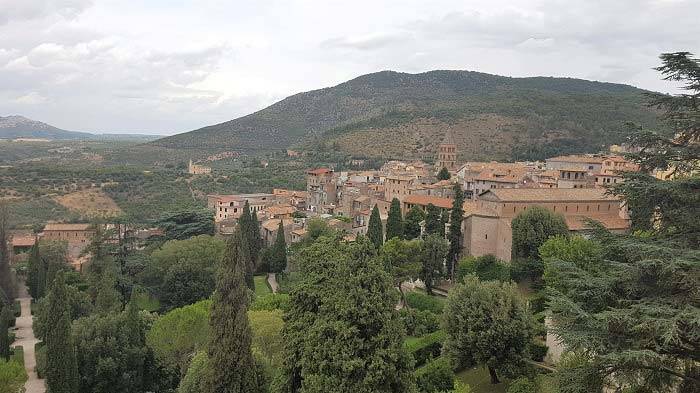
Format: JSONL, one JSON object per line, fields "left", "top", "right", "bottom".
{"left": 207, "top": 228, "right": 261, "bottom": 393}
{"left": 446, "top": 183, "right": 465, "bottom": 279}
{"left": 270, "top": 221, "right": 287, "bottom": 273}
{"left": 0, "top": 204, "right": 15, "bottom": 302}
{"left": 424, "top": 204, "right": 442, "bottom": 236}
{"left": 404, "top": 206, "right": 426, "bottom": 240}
{"left": 238, "top": 201, "right": 256, "bottom": 290}
{"left": 95, "top": 269, "right": 122, "bottom": 314}
{"left": 368, "top": 204, "right": 384, "bottom": 248}
{"left": 45, "top": 272, "right": 79, "bottom": 393}
{"left": 0, "top": 305, "right": 10, "bottom": 361}
{"left": 386, "top": 198, "right": 404, "bottom": 241}
{"left": 36, "top": 254, "right": 47, "bottom": 300}
{"left": 250, "top": 209, "right": 263, "bottom": 268}
{"left": 27, "top": 240, "right": 40, "bottom": 299}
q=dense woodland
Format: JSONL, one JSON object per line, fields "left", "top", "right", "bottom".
{"left": 0, "top": 52, "right": 698, "bottom": 393}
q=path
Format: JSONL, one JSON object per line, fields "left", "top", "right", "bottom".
{"left": 267, "top": 273, "right": 279, "bottom": 293}
{"left": 13, "top": 287, "right": 45, "bottom": 393}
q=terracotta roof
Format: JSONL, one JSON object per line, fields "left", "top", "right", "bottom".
{"left": 307, "top": 168, "right": 333, "bottom": 175}
{"left": 291, "top": 228, "right": 307, "bottom": 236}
{"left": 480, "top": 188, "right": 619, "bottom": 202}
{"left": 547, "top": 155, "right": 604, "bottom": 164}
{"left": 262, "top": 219, "right": 293, "bottom": 231}
{"left": 266, "top": 204, "right": 296, "bottom": 215}
{"left": 403, "top": 194, "right": 453, "bottom": 209}
{"left": 11, "top": 235, "right": 36, "bottom": 247}
{"left": 44, "top": 223, "right": 92, "bottom": 231}
{"left": 565, "top": 216, "right": 630, "bottom": 231}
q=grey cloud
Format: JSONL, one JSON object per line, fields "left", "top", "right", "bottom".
{"left": 0, "top": 0, "right": 93, "bottom": 25}
{"left": 320, "top": 33, "right": 411, "bottom": 51}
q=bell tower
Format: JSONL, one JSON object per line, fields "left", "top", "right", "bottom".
{"left": 435, "top": 131, "right": 457, "bottom": 171}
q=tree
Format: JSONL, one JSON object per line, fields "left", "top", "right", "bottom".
{"left": 269, "top": 221, "right": 288, "bottom": 273}
{"left": 45, "top": 272, "right": 80, "bottom": 393}
{"left": 95, "top": 269, "right": 122, "bottom": 314}
{"left": 0, "top": 306, "right": 9, "bottom": 361}
{"left": 207, "top": 229, "right": 262, "bottom": 393}
{"left": 404, "top": 206, "right": 426, "bottom": 240}
{"left": 419, "top": 234, "right": 448, "bottom": 295}
{"left": 424, "top": 204, "right": 443, "bottom": 236}
{"left": 282, "top": 237, "right": 415, "bottom": 392}
{"left": 238, "top": 201, "right": 258, "bottom": 290}
{"left": 155, "top": 209, "right": 215, "bottom": 242}
{"left": 511, "top": 206, "right": 568, "bottom": 260}
{"left": 456, "top": 255, "right": 510, "bottom": 283}
{"left": 386, "top": 198, "right": 404, "bottom": 240}
{"left": 437, "top": 167, "right": 451, "bottom": 181}
{"left": 177, "top": 351, "right": 209, "bottom": 393}
{"left": 446, "top": 183, "right": 465, "bottom": 279}
{"left": 0, "top": 204, "right": 15, "bottom": 303}
{"left": 549, "top": 53, "right": 700, "bottom": 392}
{"left": 379, "top": 238, "right": 422, "bottom": 307}
{"left": 368, "top": 204, "right": 384, "bottom": 248}
{"left": 27, "top": 240, "right": 41, "bottom": 299}
{"left": 443, "top": 276, "right": 535, "bottom": 385}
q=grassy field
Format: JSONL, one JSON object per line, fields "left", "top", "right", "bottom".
{"left": 254, "top": 275, "right": 271, "bottom": 297}
{"left": 456, "top": 367, "right": 507, "bottom": 393}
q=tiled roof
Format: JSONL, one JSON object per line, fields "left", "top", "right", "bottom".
{"left": 403, "top": 194, "right": 453, "bottom": 209}
{"left": 565, "top": 216, "right": 630, "bottom": 231}
{"left": 307, "top": 168, "right": 333, "bottom": 175}
{"left": 11, "top": 235, "right": 36, "bottom": 247}
{"left": 262, "top": 219, "right": 293, "bottom": 231}
{"left": 44, "top": 223, "right": 92, "bottom": 231}
{"left": 481, "top": 188, "right": 619, "bottom": 202}
{"left": 547, "top": 155, "right": 604, "bottom": 164}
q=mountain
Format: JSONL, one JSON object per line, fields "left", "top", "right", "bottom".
{"left": 152, "top": 70, "right": 660, "bottom": 160}
{"left": 0, "top": 115, "right": 93, "bottom": 140}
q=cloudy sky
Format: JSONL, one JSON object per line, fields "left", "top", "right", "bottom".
{"left": 1, "top": 0, "right": 698, "bottom": 135}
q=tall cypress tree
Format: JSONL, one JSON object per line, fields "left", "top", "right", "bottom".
{"left": 238, "top": 201, "right": 256, "bottom": 290}
{"left": 424, "top": 204, "right": 442, "bottom": 236}
{"left": 368, "top": 205, "right": 384, "bottom": 248}
{"left": 27, "top": 240, "right": 41, "bottom": 299}
{"left": 404, "top": 206, "right": 426, "bottom": 240}
{"left": 0, "top": 204, "right": 15, "bottom": 303}
{"left": 386, "top": 198, "right": 404, "bottom": 241}
{"left": 45, "top": 272, "right": 79, "bottom": 393}
{"left": 207, "top": 228, "right": 261, "bottom": 393}
{"left": 250, "top": 209, "right": 263, "bottom": 269}
{"left": 0, "top": 305, "right": 10, "bottom": 361}
{"left": 446, "top": 183, "right": 465, "bottom": 279}
{"left": 270, "top": 221, "right": 288, "bottom": 273}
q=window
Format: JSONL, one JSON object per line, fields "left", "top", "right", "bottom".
{"left": 485, "top": 234, "right": 488, "bottom": 239}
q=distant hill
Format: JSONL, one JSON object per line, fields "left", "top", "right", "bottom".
{"left": 151, "top": 70, "right": 659, "bottom": 161}
{"left": 0, "top": 115, "right": 161, "bottom": 142}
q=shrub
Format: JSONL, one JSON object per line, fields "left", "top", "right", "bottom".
{"left": 406, "top": 292, "right": 444, "bottom": 314}
{"left": 456, "top": 255, "right": 510, "bottom": 283}
{"left": 0, "top": 359, "right": 27, "bottom": 393}
{"left": 405, "top": 330, "right": 446, "bottom": 367}
{"left": 35, "top": 343, "right": 46, "bottom": 379}
{"left": 415, "top": 357, "right": 454, "bottom": 393}
{"left": 399, "top": 308, "right": 440, "bottom": 337}
{"left": 529, "top": 339, "right": 548, "bottom": 362}
{"left": 507, "top": 377, "right": 537, "bottom": 393}
{"left": 510, "top": 258, "right": 545, "bottom": 288}
{"left": 250, "top": 293, "right": 290, "bottom": 312}
{"left": 10, "top": 346, "right": 23, "bottom": 366}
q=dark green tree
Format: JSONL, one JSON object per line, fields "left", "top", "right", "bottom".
{"left": 155, "top": 209, "right": 215, "bottom": 241}
{"left": 368, "top": 204, "right": 384, "bottom": 248}
{"left": 446, "top": 183, "right": 465, "bottom": 279}
{"left": 238, "top": 201, "right": 257, "bottom": 289}
{"left": 207, "top": 229, "right": 262, "bottom": 393}
{"left": 27, "top": 240, "right": 41, "bottom": 299}
{"left": 511, "top": 206, "right": 568, "bottom": 260}
{"left": 550, "top": 52, "right": 700, "bottom": 393}
{"left": 386, "top": 198, "right": 404, "bottom": 240}
{"left": 379, "top": 238, "right": 422, "bottom": 307}
{"left": 0, "top": 204, "right": 15, "bottom": 303}
{"left": 404, "top": 206, "right": 426, "bottom": 240}
{"left": 437, "top": 167, "right": 451, "bottom": 181}
{"left": 420, "top": 234, "right": 448, "bottom": 295}
{"left": 270, "top": 221, "right": 288, "bottom": 273}
{"left": 424, "top": 204, "right": 442, "bottom": 236}
{"left": 95, "top": 269, "right": 122, "bottom": 314}
{"left": 0, "top": 306, "right": 10, "bottom": 361}
{"left": 282, "top": 237, "right": 416, "bottom": 392}
{"left": 443, "top": 276, "right": 534, "bottom": 384}
{"left": 45, "top": 272, "right": 80, "bottom": 393}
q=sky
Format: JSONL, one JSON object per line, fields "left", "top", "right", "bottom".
{"left": 0, "top": 0, "right": 698, "bottom": 135}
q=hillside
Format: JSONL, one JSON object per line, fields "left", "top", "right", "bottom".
{"left": 151, "top": 70, "right": 659, "bottom": 160}
{"left": 0, "top": 115, "right": 93, "bottom": 140}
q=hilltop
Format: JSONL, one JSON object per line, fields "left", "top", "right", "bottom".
{"left": 151, "top": 70, "right": 659, "bottom": 160}
{"left": 0, "top": 115, "right": 161, "bottom": 142}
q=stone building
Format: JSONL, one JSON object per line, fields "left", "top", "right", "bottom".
{"left": 306, "top": 168, "right": 337, "bottom": 212}
{"left": 188, "top": 159, "right": 212, "bottom": 175}
{"left": 435, "top": 132, "right": 457, "bottom": 171}
{"left": 208, "top": 193, "right": 275, "bottom": 222}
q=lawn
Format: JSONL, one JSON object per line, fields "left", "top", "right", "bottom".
{"left": 254, "top": 275, "right": 272, "bottom": 297}
{"left": 456, "top": 367, "right": 507, "bottom": 393}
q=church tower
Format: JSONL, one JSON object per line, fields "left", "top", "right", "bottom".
{"left": 435, "top": 131, "right": 457, "bottom": 171}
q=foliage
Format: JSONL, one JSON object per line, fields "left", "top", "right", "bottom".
{"left": 207, "top": 229, "right": 263, "bottom": 393}
{"left": 0, "top": 359, "right": 27, "bottom": 393}
{"left": 539, "top": 235, "right": 601, "bottom": 291}
{"left": 0, "top": 204, "right": 15, "bottom": 303}
{"left": 33, "top": 280, "right": 92, "bottom": 341}
{"left": 304, "top": 218, "right": 336, "bottom": 242}
{"left": 282, "top": 236, "right": 416, "bottom": 392}
{"left": 0, "top": 307, "right": 9, "bottom": 361}
{"left": 443, "top": 276, "right": 535, "bottom": 384}
{"left": 437, "top": 167, "right": 451, "bottom": 181}
{"left": 424, "top": 204, "right": 443, "bottom": 237}
{"left": 405, "top": 292, "right": 445, "bottom": 314}
{"left": 146, "top": 300, "right": 211, "bottom": 376}
{"left": 404, "top": 206, "right": 426, "bottom": 240}
{"left": 446, "top": 183, "right": 465, "bottom": 278}
{"left": 248, "top": 310, "right": 285, "bottom": 370}
{"left": 506, "top": 377, "right": 536, "bottom": 393}
{"left": 398, "top": 308, "right": 440, "bottom": 337}
{"left": 456, "top": 255, "right": 510, "bottom": 283}
{"left": 379, "top": 238, "right": 422, "bottom": 305}
{"left": 511, "top": 206, "right": 569, "bottom": 260}
{"left": 177, "top": 350, "right": 209, "bottom": 393}
{"left": 405, "top": 330, "right": 446, "bottom": 368}
{"left": 387, "top": 198, "right": 404, "bottom": 240}
{"left": 250, "top": 293, "right": 291, "bottom": 312}
{"left": 368, "top": 204, "right": 384, "bottom": 248}
{"left": 45, "top": 272, "right": 79, "bottom": 393}
{"left": 420, "top": 234, "right": 448, "bottom": 295}
{"left": 416, "top": 357, "right": 454, "bottom": 393}
{"left": 154, "top": 209, "right": 215, "bottom": 242}
{"left": 270, "top": 221, "right": 288, "bottom": 273}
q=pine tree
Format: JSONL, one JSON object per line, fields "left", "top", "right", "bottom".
{"left": 368, "top": 205, "right": 384, "bottom": 248}
{"left": 45, "top": 272, "right": 79, "bottom": 393}
{"left": 0, "top": 204, "right": 15, "bottom": 303}
{"left": 437, "top": 167, "right": 451, "bottom": 181}
{"left": 424, "top": 204, "right": 442, "bottom": 236}
{"left": 0, "top": 305, "right": 10, "bottom": 361}
{"left": 207, "top": 228, "right": 261, "bottom": 393}
{"left": 404, "top": 205, "right": 426, "bottom": 240}
{"left": 446, "top": 183, "right": 465, "bottom": 279}
{"left": 270, "top": 221, "right": 287, "bottom": 273}
{"left": 386, "top": 198, "right": 404, "bottom": 241}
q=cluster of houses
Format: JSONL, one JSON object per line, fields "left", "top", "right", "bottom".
{"left": 207, "top": 137, "right": 639, "bottom": 262}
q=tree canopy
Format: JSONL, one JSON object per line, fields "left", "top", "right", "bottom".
{"left": 511, "top": 206, "right": 569, "bottom": 260}
{"left": 368, "top": 204, "right": 384, "bottom": 248}
{"left": 404, "top": 206, "right": 426, "bottom": 240}
{"left": 386, "top": 198, "right": 404, "bottom": 241}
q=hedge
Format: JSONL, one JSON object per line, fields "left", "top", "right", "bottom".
{"left": 250, "top": 293, "right": 290, "bottom": 312}
{"left": 415, "top": 357, "right": 454, "bottom": 393}
{"left": 405, "top": 330, "right": 446, "bottom": 367}
{"left": 399, "top": 308, "right": 440, "bottom": 337}
{"left": 405, "top": 292, "right": 444, "bottom": 314}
